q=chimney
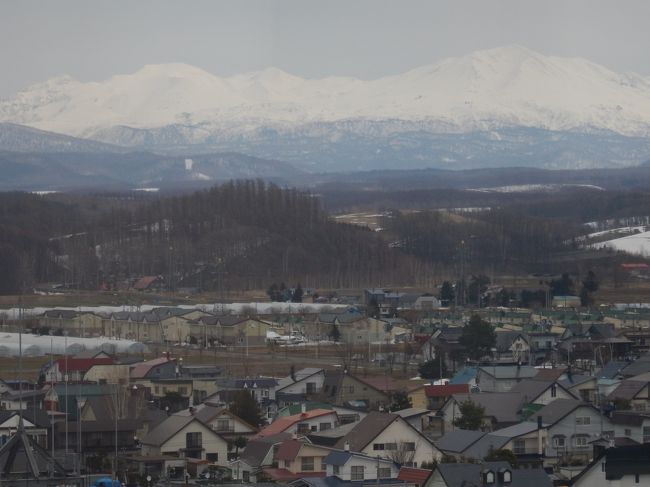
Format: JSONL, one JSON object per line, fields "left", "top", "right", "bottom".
{"left": 537, "top": 415, "right": 544, "bottom": 455}
{"left": 344, "top": 441, "right": 350, "bottom": 451}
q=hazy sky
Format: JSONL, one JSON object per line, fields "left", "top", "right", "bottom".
{"left": 2, "top": 0, "right": 650, "bottom": 97}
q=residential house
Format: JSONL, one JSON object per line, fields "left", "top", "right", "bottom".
{"left": 333, "top": 412, "right": 442, "bottom": 467}
{"left": 0, "top": 389, "right": 46, "bottom": 411}
{"left": 140, "top": 413, "right": 229, "bottom": 466}
{"left": 256, "top": 408, "right": 339, "bottom": 438}
{"left": 475, "top": 365, "right": 539, "bottom": 392}
{"left": 610, "top": 411, "right": 650, "bottom": 444}
{"left": 536, "top": 398, "right": 613, "bottom": 462}
{"left": 212, "top": 377, "right": 279, "bottom": 420}
{"left": 460, "top": 421, "right": 547, "bottom": 464}
{"left": 438, "top": 392, "right": 524, "bottom": 433}
{"left": 323, "top": 449, "right": 400, "bottom": 481}
{"left": 560, "top": 374, "right": 600, "bottom": 403}
{"left": 230, "top": 432, "right": 291, "bottom": 483}
{"left": 43, "top": 356, "right": 115, "bottom": 382}
{"left": 571, "top": 444, "right": 650, "bottom": 487}
{"left": 318, "top": 370, "right": 390, "bottom": 411}
{"left": 38, "top": 310, "right": 104, "bottom": 337}
{"left": 176, "top": 404, "right": 258, "bottom": 443}
{"left": 606, "top": 372, "right": 650, "bottom": 411}
{"left": 266, "top": 437, "right": 332, "bottom": 481}
{"left": 394, "top": 408, "right": 431, "bottom": 433}
{"left": 510, "top": 379, "right": 577, "bottom": 406}
{"left": 424, "top": 461, "right": 553, "bottom": 487}
{"left": 275, "top": 368, "right": 326, "bottom": 406}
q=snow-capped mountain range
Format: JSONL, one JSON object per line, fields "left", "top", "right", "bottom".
{"left": 3, "top": 45, "right": 650, "bottom": 171}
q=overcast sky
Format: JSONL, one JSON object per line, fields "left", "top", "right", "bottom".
{"left": 2, "top": 0, "right": 650, "bottom": 97}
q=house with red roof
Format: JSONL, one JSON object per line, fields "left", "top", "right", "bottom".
{"left": 43, "top": 356, "right": 115, "bottom": 382}
{"left": 262, "top": 436, "right": 331, "bottom": 481}
{"left": 256, "top": 408, "right": 338, "bottom": 439}
{"left": 132, "top": 275, "right": 165, "bottom": 291}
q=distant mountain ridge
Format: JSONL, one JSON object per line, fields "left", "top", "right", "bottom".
{"left": 3, "top": 46, "right": 650, "bottom": 170}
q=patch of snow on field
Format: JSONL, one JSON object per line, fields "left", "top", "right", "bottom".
{"left": 592, "top": 230, "right": 650, "bottom": 256}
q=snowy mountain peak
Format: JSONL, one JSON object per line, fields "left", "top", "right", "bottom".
{"left": 3, "top": 46, "right": 650, "bottom": 138}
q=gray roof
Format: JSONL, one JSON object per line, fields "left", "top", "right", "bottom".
{"left": 322, "top": 450, "right": 352, "bottom": 466}
{"left": 449, "top": 393, "right": 524, "bottom": 424}
{"left": 478, "top": 365, "right": 538, "bottom": 380}
{"left": 435, "top": 429, "right": 486, "bottom": 453}
{"left": 535, "top": 399, "right": 592, "bottom": 425}
{"left": 620, "top": 355, "right": 650, "bottom": 378}
{"left": 333, "top": 412, "right": 399, "bottom": 451}
{"left": 595, "top": 361, "right": 627, "bottom": 379}
{"left": 436, "top": 462, "right": 552, "bottom": 487}
{"left": 559, "top": 374, "right": 595, "bottom": 388}
{"left": 510, "top": 380, "right": 575, "bottom": 403}
{"left": 239, "top": 433, "right": 291, "bottom": 467}
{"left": 462, "top": 434, "right": 511, "bottom": 460}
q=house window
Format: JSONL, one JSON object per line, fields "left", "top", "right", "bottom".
{"left": 378, "top": 467, "right": 391, "bottom": 479}
{"left": 206, "top": 453, "right": 218, "bottom": 462}
{"left": 186, "top": 432, "right": 202, "bottom": 449}
{"left": 311, "top": 425, "right": 318, "bottom": 432}
{"left": 306, "top": 383, "right": 316, "bottom": 394}
{"left": 573, "top": 435, "right": 588, "bottom": 448}
{"left": 403, "top": 442, "right": 415, "bottom": 451}
{"left": 242, "top": 471, "right": 250, "bottom": 483}
{"left": 348, "top": 386, "right": 354, "bottom": 393}
{"left": 553, "top": 435, "right": 566, "bottom": 448}
{"left": 216, "top": 419, "right": 230, "bottom": 431}
{"left": 333, "top": 465, "right": 340, "bottom": 476}
{"left": 513, "top": 439, "right": 526, "bottom": 454}
{"left": 351, "top": 466, "right": 364, "bottom": 481}
{"left": 297, "top": 423, "right": 310, "bottom": 434}
{"left": 385, "top": 443, "right": 397, "bottom": 451}
{"left": 625, "top": 428, "right": 632, "bottom": 436}
{"left": 319, "top": 422, "right": 331, "bottom": 431}
{"left": 284, "top": 460, "right": 291, "bottom": 468}
{"left": 301, "top": 457, "right": 315, "bottom": 471}
{"left": 575, "top": 416, "right": 591, "bottom": 425}
{"left": 373, "top": 443, "right": 385, "bottom": 451}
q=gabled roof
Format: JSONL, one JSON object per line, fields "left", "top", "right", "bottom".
{"left": 393, "top": 407, "right": 430, "bottom": 419}
{"left": 620, "top": 355, "right": 650, "bottom": 378}
{"left": 0, "top": 421, "right": 66, "bottom": 479}
{"left": 133, "top": 275, "right": 162, "bottom": 290}
{"left": 141, "top": 414, "right": 222, "bottom": 447}
{"left": 607, "top": 379, "right": 649, "bottom": 401}
{"left": 130, "top": 357, "right": 173, "bottom": 379}
{"left": 435, "top": 429, "right": 486, "bottom": 453}
{"left": 446, "top": 393, "right": 524, "bottom": 424}
{"left": 239, "top": 433, "right": 292, "bottom": 467}
{"left": 478, "top": 365, "right": 538, "bottom": 380}
{"left": 0, "top": 409, "right": 50, "bottom": 429}
{"left": 332, "top": 412, "right": 398, "bottom": 451}
{"left": 449, "top": 367, "right": 477, "bottom": 385}
{"left": 275, "top": 438, "right": 305, "bottom": 461}
{"left": 276, "top": 368, "right": 324, "bottom": 392}
{"left": 510, "top": 379, "right": 576, "bottom": 403}
{"left": 256, "top": 409, "right": 336, "bottom": 438}
{"left": 534, "top": 398, "right": 594, "bottom": 425}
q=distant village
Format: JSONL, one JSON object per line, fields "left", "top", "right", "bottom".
{"left": 1, "top": 285, "right": 650, "bottom": 487}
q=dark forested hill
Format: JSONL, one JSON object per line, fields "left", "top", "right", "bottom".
{"left": 0, "top": 183, "right": 425, "bottom": 294}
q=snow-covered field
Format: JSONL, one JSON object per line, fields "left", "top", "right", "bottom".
{"left": 592, "top": 230, "right": 650, "bottom": 256}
